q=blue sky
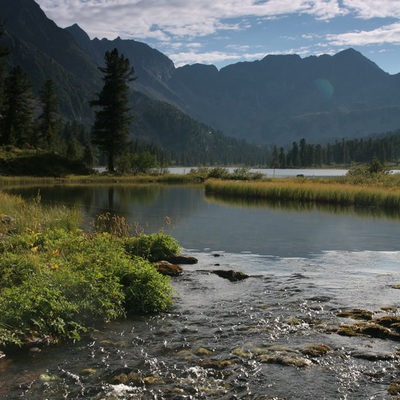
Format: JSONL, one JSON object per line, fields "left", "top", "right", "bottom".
{"left": 35, "top": 0, "right": 400, "bottom": 74}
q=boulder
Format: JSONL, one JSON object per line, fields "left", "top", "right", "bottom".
{"left": 155, "top": 261, "right": 183, "bottom": 276}
{"left": 212, "top": 269, "right": 249, "bottom": 282}
{"left": 165, "top": 255, "right": 198, "bottom": 264}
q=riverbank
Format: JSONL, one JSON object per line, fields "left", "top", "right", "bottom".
{"left": 205, "top": 173, "right": 400, "bottom": 210}
{"left": 0, "top": 192, "right": 180, "bottom": 353}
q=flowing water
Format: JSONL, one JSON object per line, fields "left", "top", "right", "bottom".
{"left": 1, "top": 184, "right": 400, "bottom": 399}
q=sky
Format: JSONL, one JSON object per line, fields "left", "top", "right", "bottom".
{"left": 35, "top": 0, "right": 400, "bottom": 74}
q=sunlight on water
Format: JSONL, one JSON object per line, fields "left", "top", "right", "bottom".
{"left": 3, "top": 185, "right": 400, "bottom": 399}
{"left": 2, "top": 248, "right": 400, "bottom": 399}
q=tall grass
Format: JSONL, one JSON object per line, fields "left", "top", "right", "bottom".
{"left": 204, "top": 178, "right": 400, "bottom": 209}
{"left": 0, "top": 173, "right": 199, "bottom": 186}
{"left": 0, "top": 191, "right": 82, "bottom": 235}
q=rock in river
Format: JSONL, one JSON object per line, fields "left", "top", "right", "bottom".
{"left": 212, "top": 269, "right": 249, "bottom": 282}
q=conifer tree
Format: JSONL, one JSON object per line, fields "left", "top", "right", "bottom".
{"left": 90, "top": 48, "right": 135, "bottom": 172}
{"left": 2, "top": 66, "right": 33, "bottom": 146}
{"left": 36, "top": 79, "right": 60, "bottom": 150}
{"left": 83, "top": 140, "right": 95, "bottom": 167}
{"left": 0, "top": 22, "right": 9, "bottom": 139}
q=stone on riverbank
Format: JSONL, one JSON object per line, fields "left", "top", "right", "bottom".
{"left": 165, "top": 255, "right": 198, "bottom": 264}
{"left": 155, "top": 261, "right": 183, "bottom": 276}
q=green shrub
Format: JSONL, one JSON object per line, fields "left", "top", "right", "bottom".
{"left": 123, "top": 232, "right": 181, "bottom": 262}
{"left": 119, "top": 256, "right": 174, "bottom": 313}
{"left": 189, "top": 166, "right": 263, "bottom": 181}
{"left": 0, "top": 228, "right": 174, "bottom": 348}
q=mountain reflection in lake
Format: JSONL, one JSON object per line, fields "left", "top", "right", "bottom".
{"left": 2, "top": 184, "right": 400, "bottom": 399}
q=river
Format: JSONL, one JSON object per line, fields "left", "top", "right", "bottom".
{"left": 1, "top": 184, "right": 400, "bottom": 399}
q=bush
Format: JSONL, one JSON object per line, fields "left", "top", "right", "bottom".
{"left": 0, "top": 228, "right": 174, "bottom": 348}
{"left": 123, "top": 232, "right": 181, "bottom": 262}
{"left": 189, "top": 166, "right": 264, "bottom": 181}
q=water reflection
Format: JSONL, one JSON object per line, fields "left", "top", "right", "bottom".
{"left": 6, "top": 184, "right": 400, "bottom": 257}
{"left": 206, "top": 192, "right": 400, "bottom": 221}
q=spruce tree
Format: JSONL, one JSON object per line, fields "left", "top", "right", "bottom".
{"left": 36, "top": 79, "right": 60, "bottom": 150}
{"left": 2, "top": 66, "right": 33, "bottom": 146}
{"left": 90, "top": 48, "right": 135, "bottom": 172}
{"left": 0, "top": 22, "right": 9, "bottom": 138}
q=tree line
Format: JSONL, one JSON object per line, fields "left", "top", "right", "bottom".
{"left": 0, "top": 38, "right": 269, "bottom": 171}
{"left": 1, "top": 21, "right": 399, "bottom": 172}
{"left": 269, "top": 134, "right": 400, "bottom": 168}
{"left": 0, "top": 25, "right": 96, "bottom": 168}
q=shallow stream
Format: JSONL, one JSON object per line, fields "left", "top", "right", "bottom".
{"left": 1, "top": 185, "right": 400, "bottom": 399}
{"left": 1, "top": 250, "right": 400, "bottom": 399}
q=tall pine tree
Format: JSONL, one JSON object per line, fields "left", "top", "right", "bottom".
{"left": 90, "top": 48, "right": 135, "bottom": 172}
{"left": 2, "top": 66, "right": 33, "bottom": 146}
{"left": 36, "top": 79, "right": 60, "bottom": 150}
{"left": 0, "top": 22, "right": 9, "bottom": 139}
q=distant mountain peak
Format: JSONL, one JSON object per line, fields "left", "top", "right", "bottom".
{"left": 65, "top": 23, "right": 91, "bottom": 41}
{"left": 333, "top": 47, "right": 382, "bottom": 71}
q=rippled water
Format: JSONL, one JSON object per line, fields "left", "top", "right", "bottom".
{"left": 1, "top": 249, "right": 400, "bottom": 399}
{"left": 2, "top": 185, "right": 400, "bottom": 399}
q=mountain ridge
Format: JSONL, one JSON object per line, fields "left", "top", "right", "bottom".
{"left": 1, "top": 0, "right": 400, "bottom": 147}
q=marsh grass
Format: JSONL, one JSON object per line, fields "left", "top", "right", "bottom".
{"left": 0, "top": 173, "right": 198, "bottom": 186}
{"left": 0, "top": 192, "right": 82, "bottom": 235}
{"left": 205, "top": 178, "right": 400, "bottom": 209}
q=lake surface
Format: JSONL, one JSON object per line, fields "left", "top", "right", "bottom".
{"left": 2, "top": 184, "right": 400, "bottom": 399}
{"left": 168, "top": 167, "right": 349, "bottom": 178}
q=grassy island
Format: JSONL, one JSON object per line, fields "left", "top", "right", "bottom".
{"left": 0, "top": 192, "right": 179, "bottom": 351}
{"left": 205, "top": 163, "right": 400, "bottom": 210}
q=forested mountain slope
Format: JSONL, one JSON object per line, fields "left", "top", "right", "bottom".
{"left": 2, "top": 0, "right": 400, "bottom": 150}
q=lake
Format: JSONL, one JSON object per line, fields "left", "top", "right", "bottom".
{"left": 1, "top": 183, "right": 400, "bottom": 399}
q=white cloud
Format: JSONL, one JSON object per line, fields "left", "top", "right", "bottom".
{"left": 34, "top": 0, "right": 400, "bottom": 70}
{"left": 36, "top": 0, "right": 348, "bottom": 41}
{"left": 328, "top": 22, "right": 400, "bottom": 46}
{"left": 343, "top": 0, "right": 400, "bottom": 19}
{"left": 170, "top": 50, "right": 267, "bottom": 67}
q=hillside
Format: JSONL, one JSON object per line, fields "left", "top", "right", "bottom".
{"left": 0, "top": 0, "right": 263, "bottom": 165}
{"left": 1, "top": 0, "right": 400, "bottom": 149}
{"left": 168, "top": 50, "right": 400, "bottom": 145}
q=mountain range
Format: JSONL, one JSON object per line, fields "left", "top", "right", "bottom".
{"left": 2, "top": 0, "right": 400, "bottom": 150}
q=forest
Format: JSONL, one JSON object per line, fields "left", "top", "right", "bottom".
{"left": 0, "top": 24, "right": 399, "bottom": 171}
{"left": 269, "top": 133, "right": 400, "bottom": 169}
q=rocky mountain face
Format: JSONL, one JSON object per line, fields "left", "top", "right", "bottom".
{"left": 168, "top": 50, "right": 400, "bottom": 144}
{"left": 2, "top": 0, "right": 400, "bottom": 147}
{"left": 65, "top": 24, "right": 180, "bottom": 105}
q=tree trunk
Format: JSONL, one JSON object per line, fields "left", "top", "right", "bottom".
{"left": 108, "top": 153, "right": 114, "bottom": 172}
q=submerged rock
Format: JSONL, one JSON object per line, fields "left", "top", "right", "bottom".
{"left": 388, "top": 382, "right": 400, "bottom": 396}
{"left": 199, "top": 358, "right": 240, "bottom": 370}
{"left": 109, "top": 370, "right": 142, "bottom": 385}
{"left": 336, "top": 320, "right": 400, "bottom": 341}
{"left": 301, "top": 344, "right": 331, "bottom": 357}
{"left": 258, "top": 354, "right": 313, "bottom": 368}
{"left": 372, "top": 315, "right": 400, "bottom": 327}
{"left": 337, "top": 308, "right": 373, "bottom": 320}
{"left": 211, "top": 269, "right": 249, "bottom": 282}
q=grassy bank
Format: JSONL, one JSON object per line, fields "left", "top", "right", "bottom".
{"left": 0, "top": 192, "right": 179, "bottom": 351}
{"left": 205, "top": 176, "right": 400, "bottom": 209}
{"left": 0, "top": 173, "right": 200, "bottom": 187}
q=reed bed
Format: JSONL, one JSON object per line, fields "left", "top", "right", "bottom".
{"left": 0, "top": 191, "right": 82, "bottom": 234}
{"left": 0, "top": 173, "right": 198, "bottom": 187}
{"left": 204, "top": 179, "right": 400, "bottom": 209}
